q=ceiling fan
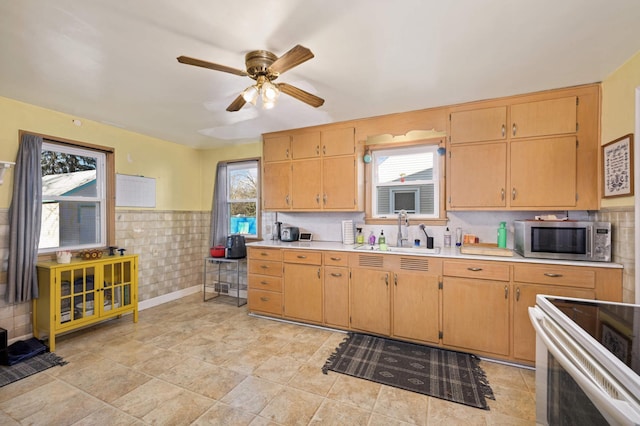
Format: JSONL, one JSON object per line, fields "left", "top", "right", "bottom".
{"left": 177, "top": 45, "right": 324, "bottom": 112}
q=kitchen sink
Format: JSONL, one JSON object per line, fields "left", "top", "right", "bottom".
{"left": 353, "top": 245, "right": 441, "bottom": 254}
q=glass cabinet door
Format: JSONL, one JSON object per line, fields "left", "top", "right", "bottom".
{"left": 58, "top": 266, "right": 97, "bottom": 325}
{"left": 102, "top": 259, "right": 133, "bottom": 314}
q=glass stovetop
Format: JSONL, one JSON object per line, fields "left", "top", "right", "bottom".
{"left": 544, "top": 296, "right": 639, "bottom": 375}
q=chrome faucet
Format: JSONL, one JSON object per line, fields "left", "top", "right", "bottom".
{"left": 397, "top": 210, "right": 409, "bottom": 247}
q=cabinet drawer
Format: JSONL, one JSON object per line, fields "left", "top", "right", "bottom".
{"left": 248, "top": 247, "right": 282, "bottom": 261}
{"left": 513, "top": 264, "right": 595, "bottom": 288}
{"left": 248, "top": 260, "right": 282, "bottom": 277}
{"left": 443, "top": 260, "right": 510, "bottom": 281}
{"left": 248, "top": 274, "right": 282, "bottom": 292}
{"left": 283, "top": 250, "right": 322, "bottom": 265}
{"left": 248, "top": 289, "right": 282, "bottom": 315}
{"left": 324, "top": 251, "right": 349, "bottom": 267}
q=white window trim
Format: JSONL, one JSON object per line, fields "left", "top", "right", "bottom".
{"left": 226, "top": 160, "right": 259, "bottom": 238}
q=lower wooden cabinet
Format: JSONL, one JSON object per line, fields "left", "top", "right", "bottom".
{"left": 34, "top": 254, "right": 138, "bottom": 351}
{"left": 283, "top": 263, "right": 323, "bottom": 323}
{"left": 391, "top": 258, "right": 441, "bottom": 344}
{"left": 350, "top": 267, "right": 391, "bottom": 335}
{"left": 247, "top": 247, "right": 283, "bottom": 316}
{"left": 442, "top": 277, "right": 510, "bottom": 356}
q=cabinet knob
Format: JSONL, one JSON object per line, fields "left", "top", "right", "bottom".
{"left": 501, "top": 124, "right": 506, "bottom": 138}
{"left": 504, "top": 285, "right": 509, "bottom": 299}
{"left": 512, "top": 188, "right": 517, "bottom": 200}
{"left": 286, "top": 148, "right": 289, "bottom": 158}
{"left": 516, "top": 287, "right": 521, "bottom": 302}
{"left": 512, "top": 123, "right": 517, "bottom": 136}
{"left": 501, "top": 188, "right": 505, "bottom": 201}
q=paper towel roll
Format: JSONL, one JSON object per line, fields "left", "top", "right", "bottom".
{"left": 342, "top": 220, "right": 354, "bottom": 244}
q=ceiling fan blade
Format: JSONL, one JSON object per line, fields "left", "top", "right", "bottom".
{"left": 278, "top": 83, "right": 325, "bottom": 108}
{"left": 226, "top": 95, "right": 247, "bottom": 112}
{"left": 268, "top": 45, "right": 314, "bottom": 75}
{"left": 177, "top": 56, "right": 248, "bottom": 77}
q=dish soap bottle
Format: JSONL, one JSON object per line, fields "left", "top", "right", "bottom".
{"left": 497, "top": 222, "right": 507, "bottom": 248}
{"left": 368, "top": 231, "right": 376, "bottom": 246}
{"left": 378, "top": 230, "right": 386, "bottom": 245}
{"left": 444, "top": 227, "right": 451, "bottom": 248}
{"left": 356, "top": 227, "right": 364, "bottom": 244}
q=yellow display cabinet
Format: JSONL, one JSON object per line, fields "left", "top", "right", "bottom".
{"left": 34, "top": 254, "right": 138, "bottom": 351}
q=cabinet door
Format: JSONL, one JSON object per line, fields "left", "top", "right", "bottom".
{"left": 448, "top": 142, "right": 507, "bottom": 208}
{"left": 510, "top": 136, "right": 576, "bottom": 207}
{"left": 291, "top": 159, "right": 322, "bottom": 209}
{"left": 58, "top": 265, "right": 98, "bottom": 326}
{"left": 392, "top": 271, "right": 439, "bottom": 344}
{"left": 263, "top": 135, "right": 291, "bottom": 162}
{"left": 321, "top": 127, "right": 355, "bottom": 156}
{"left": 513, "top": 284, "right": 594, "bottom": 362}
{"left": 291, "top": 131, "right": 321, "bottom": 159}
{"left": 263, "top": 162, "right": 291, "bottom": 210}
{"left": 101, "top": 258, "right": 135, "bottom": 315}
{"left": 350, "top": 268, "right": 390, "bottom": 335}
{"left": 450, "top": 106, "right": 507, "bottom": 144}
{"left": 442, "top": 277, "right": 510, "bottom": 356}
{"left": 324, "top": 267, "right": 349, "bottom": 328}
{"left": 510, "top": 96, "right": 576, "bottom": 139}
{"left": 323, "top": 156, "right": 356, "bottom": 210}
{"left": 283, "top": 263, "right": 322, "bottom": 323}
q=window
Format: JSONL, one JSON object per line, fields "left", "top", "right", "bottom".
{"left": 227, "top": 160, "right": 259, "bottom": 237}
{"left": 40, "top": 141, "right": 107, "bottom": 252}
{"left": 372, "top": 144, "right": 440, "bottom": 218}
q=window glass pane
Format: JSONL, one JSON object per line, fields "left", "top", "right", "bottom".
{"left": 227, "top": 161, "right": 259, "bottom": 237}
{"left": 372, "top": 145, "right": 439, "bottom": 218}
{"left": 42, "top": 151, "right": 98, "bottom": 197}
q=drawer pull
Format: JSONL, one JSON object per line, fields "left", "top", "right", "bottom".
{"left": 330, "top": 272, "right": 342, "bottom": 278}
{"left": 260, "top": 265, "right": 269, "bottom": 269}
{"left": 260, "top": 281, "right": 269, "bottom": 285}
{"left": 330, "top": 256, "right": 341, "bottom": 261}
{"left": 504, "top": 285, "right": 509, "bottom": 299}
{"left": 544, "top": 273, "right": 563, "bottom": 278}
{"left": 297, "top": 255, "right": 307, "bottom": 259}
{"left": 516, "top": 287, "right": 521, "bottom": 302}
{"left": 467, "top": 267, "right": 483, "bottom": 272}
{"left": 260, "top": 252, "right": 269, "bottom": 256}
{"left": 260, "top": 297, "right": 269, "bottom": 302}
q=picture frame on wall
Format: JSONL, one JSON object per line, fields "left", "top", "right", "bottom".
{"left": 602, "top": 133, "right": 634, "bottom": 198}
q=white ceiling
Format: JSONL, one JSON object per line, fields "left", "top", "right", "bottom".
{"left": 1, "top": 1, "right": 640, "bottom": 149}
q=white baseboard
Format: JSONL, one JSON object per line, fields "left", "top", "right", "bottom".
{"left": 138, "top": 285, "right": 201, "bottom": 311}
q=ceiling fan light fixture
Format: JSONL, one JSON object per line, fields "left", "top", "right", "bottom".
{"left": 262, "top": 99, "right": 276, "bottom": 110}
{"left": 262, "top": 80, "right": 280, "bottom": 102}
{"left": 241, "top": 85, "right": 259, "bottom": 104}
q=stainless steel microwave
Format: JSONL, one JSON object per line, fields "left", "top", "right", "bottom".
{"left": 514, "top": 220, "right": 611, "bottom": 262}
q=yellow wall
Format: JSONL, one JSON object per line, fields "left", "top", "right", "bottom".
{"left": 0, "top": 96, "right": 259, "bottom": 211}
{"left": 601, "top": 49, "right": 640, "bottom": 208}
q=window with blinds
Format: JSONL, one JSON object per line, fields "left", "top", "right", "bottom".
{"left": 372, "top": 145, "right": 439, "bottom": 218}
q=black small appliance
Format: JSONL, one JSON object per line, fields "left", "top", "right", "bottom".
{"left": 225, "top": 234, "right": 247, "bottom": 259}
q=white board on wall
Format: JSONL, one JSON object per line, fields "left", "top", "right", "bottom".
{"left": 116, "top": 174, "right": 156, "bottom": 207}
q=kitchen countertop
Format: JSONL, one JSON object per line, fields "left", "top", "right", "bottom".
{"left": 247, "top": 240, "right": 623, "bottom": 269}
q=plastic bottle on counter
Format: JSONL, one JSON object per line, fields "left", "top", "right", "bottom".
{"left": 455, "top": 227, "right": 462, "bottom": 247}
{"left": 378, "top": 230, "right": 386, "bottom": 244}
{"left": 368, "top": 231, "right": 376, "bottom": 245}
{"left": 497, "top": 222, "right": 507, "bottom": 248}
{"left": 444, "top": 227, "right": 451, "bottom": 248}
{"left": 356, "top": 228, "right": 364, "bottom": 244}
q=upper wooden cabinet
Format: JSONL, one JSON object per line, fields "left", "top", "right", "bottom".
{"left": 263, "top": 126, "right": 362, "bottom": 212}
{"left": 510, "top": 96, "right": 577, "bottom": 139}
{"left": 263, "top": 135, "right": 291, "bottom": 162}
{"left": 447, "top": 84, "right": 600, "bottom": 211}
{"left": 450, "top": 106, "right": 507, "bottom": 144}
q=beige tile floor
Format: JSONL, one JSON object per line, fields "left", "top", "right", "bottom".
{"left": 0, "top": 293, "right": 536, "bottom": 425}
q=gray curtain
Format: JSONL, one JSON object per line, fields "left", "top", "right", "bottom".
{"left": 210, "top": 162, "right": 228, "bottom": 247}
{"left": 5, "top": 133, "right": 43, "bottom": 303}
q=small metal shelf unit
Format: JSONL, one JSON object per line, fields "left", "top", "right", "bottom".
{"left": 203, "top": 257, "right": 247, "bottom": 306}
